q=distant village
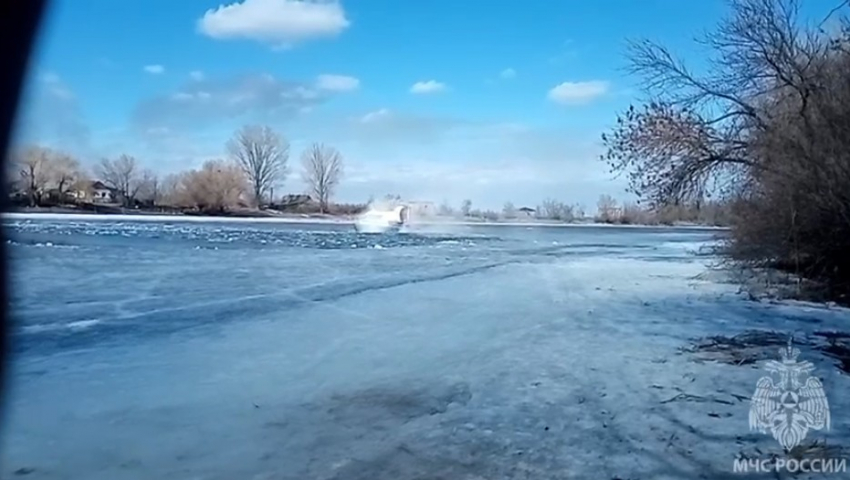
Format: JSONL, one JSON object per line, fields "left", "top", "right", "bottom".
{"left": 9, "top": 176, "right": 328, "bottom": 217}
{"left": 6, "top": 174, "right": 551, "bottom": 222}
{"left": 8, "top": 175, "right": 336, "bottom": 217}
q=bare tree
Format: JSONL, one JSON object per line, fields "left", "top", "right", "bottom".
{"left": 596, "top": 195, "right": 619, "bottom": 223}
{"left": 574, "top": 204, "right": 587, "bottom": 219}
{"left": 227, "top": 125, "right": 289, "bottom": 206}
{"left": 300, "top": 143, "right": 343, "bottom": 213}
{"left": 600, "top": 0, "right": 847, "bottom": 206}
{"left": 13, "top": 146, "right": 52, "bottom": 206}
{"left": 602, "top": 0, "right": 850, "bottom": 294}
{"left": 460, "top": 199, "right": 472, "bottom": 217}
{"left": 49, "top": 153, "right": 83, "bottom": 195}
{"left": 502, "top": 202, "right": 517, "bottom": 219}
{"left": 159, "top": 173, "right": 183, "bottom": 207}
{"left": 538, "top": 198, "right": 575, "bottom": 221}
{"left": 137, "top": 169, "right": 160, "bottom": 205}
{"left": 95, "top": 155, "right": 142, "bottom": 206}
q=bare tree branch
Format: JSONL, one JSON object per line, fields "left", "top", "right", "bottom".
{"left": 137, "top": 169, "right": 160, "bottom": 205}
{"left": 177, "top": 160, "right": 248, "bottom": 213}
{"left": 603, "top": 0, "right": 850, "bottom": 294}
{"left": 95, "top": 155, "right": 140, "bottom": 206}
{"left": 50, "top": 153, "right": 83, "bottom": 195}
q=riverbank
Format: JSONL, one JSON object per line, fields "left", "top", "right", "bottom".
{"left": 3, "top": 210, "right": 728, "bottom": 230}
{"left": 3, "top": 207, "right": 354, "bottom": 223}
{"left": 5, "top": 205, "right": 349, "bottom": 218}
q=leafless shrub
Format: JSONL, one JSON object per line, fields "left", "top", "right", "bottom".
{"left": 469, "top": 209, "right": 500, "bottom": 221}
{"left": 620, "top": 202, "right": 656, "bottom": 225}
{"left": 328, "top": 202, "right": 367, "bottom": 216}
{"left": 538, "top": 198, "right": 575, "bottom": 221}
{"left": 176, "top": 160, "right": 248, "bottom": 213}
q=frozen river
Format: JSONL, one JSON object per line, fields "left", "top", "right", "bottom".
{"left": 1, "top": 217, "right": 848, "bottom": 479}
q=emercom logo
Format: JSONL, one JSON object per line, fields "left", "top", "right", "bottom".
{"left": 748, "top": 337, "right": 830, "bottom": 450}
{"left": 732, "top": 336, "right": 845, "bottom": 475}
{"left": 733, "top": 457, "right": 847, "bottom": 474}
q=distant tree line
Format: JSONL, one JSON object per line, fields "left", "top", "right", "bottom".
{"left": 8, "top": 124, "right": 352, "bottom": 215}
{"left": 431, "top": 195, "right": 728, "bottom": 226}
{"left": 8, "top": 131, "right": 731, "bottom": 225}
{"left": 602, "top": 0, "right": 850, "bottom": 300}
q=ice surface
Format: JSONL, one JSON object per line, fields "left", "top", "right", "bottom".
{"left": 1, "top": 216, "right": 848, "bottom": 479}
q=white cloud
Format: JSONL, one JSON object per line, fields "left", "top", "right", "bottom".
{"left": 39, "top": 72, "right": 74, "bottom": 100}
{"left": 144, "top": 65, "right": 165, "bottom": 75}
{"left": 316, "top": 74, "right": 360, "bottom": 92}
{"left": 359, "top": 108, "right": 391, "bottom": 123}
{"left": 133, "top": 73, "right": 328, "bottom": 132}
{"left": 410, "top": 80, "right": 447, "bottom": 94}
{"left": 500, "top": 68, "right": 516, "bottom": 80}
{"left": 189, "top": 70, "right": 205, "bottom": 81}
{"left": 547, "top": 81, "right": 609, "bottom": 105}
{"left": 171, "top": 91, "right": 212, "bottom": 102}
{"left": 282, "top": 85, "right": 321, "bottom": 100}
{"left": 346, "top": 108, "right": 463, "bottom": 145}
{"left": 198, "top": 0, "right": 350, "bottom": 48}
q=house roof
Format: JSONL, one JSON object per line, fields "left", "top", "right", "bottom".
{"left": 72, "top": 180, "right": 111, "bottom": 191}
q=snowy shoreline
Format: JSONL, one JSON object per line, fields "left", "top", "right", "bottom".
{"left": 1, "top": 211, "right": 728, "bottom": 230}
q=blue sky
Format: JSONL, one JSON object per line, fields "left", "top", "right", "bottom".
{"left": 13, "top": 0, "right": 838, "bottom": 210}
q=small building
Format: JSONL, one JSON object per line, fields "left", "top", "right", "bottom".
{"left": 278, "top": 194, "right": 312, "bottom": 207}
{"left": 68, "top": 180, "right": 118, "bottom": 204}
{"left": 518, "top": 207, "right": 536, "bottom": 217}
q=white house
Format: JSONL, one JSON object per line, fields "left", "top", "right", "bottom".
{"left": 69, "top": 181, "right": 117, "bottom": 204}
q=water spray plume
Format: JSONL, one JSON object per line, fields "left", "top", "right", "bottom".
{"left": 353, "top": 197, "right": 472, "bottom": 235}
{"left": 354, "top": 198, "right": 408, "bottom": 233}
